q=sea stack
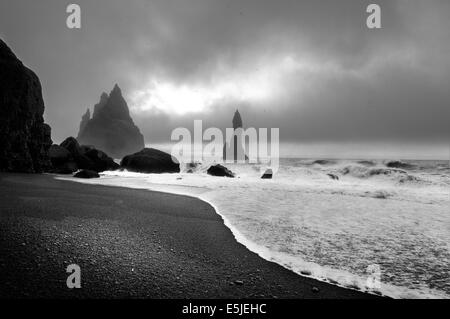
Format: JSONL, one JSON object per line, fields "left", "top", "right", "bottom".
{"left": 78, "top": 108, "right": 90, "bottom": 135}
{"left": 77, "top": 84, "right": 145, "bottom": 159}
{"left": 232, "top": 109, "right": 243, "bottom": 129}
{"left": 0, "top": 39, "right": 53, "bottom": 173}
{"left": 223, "top": 109, "right": 248, "bottom": 162}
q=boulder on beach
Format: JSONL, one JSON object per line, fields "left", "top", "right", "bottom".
{"left": 261, "top": 168, "right": 273, "bottom": 179}
{"left": 0, "top": 39, "right": 53, "bottom": 173}
{"left": 49, "top": 137, "right": 118, "bottom": 174}
{"left": 77, "top": 84, "right": 145, "bottom": 159}
{"left": 48, "top": 144, "right": 78, "bottom": 174}
{"left": 49, "top": 144, "right": 72, "bottom": 167}
{"left": 83, "top": 147, "right": 120, "bottom": 172}
{"left": 60, "top": 137, "right": 92, "bottom": 169}
{"left": 120, "top": 148, "right": 180, "bottom": 173}
{"left": 73, "top": 169, "right": 100, "bottom": 179}
{"left": 207, "top": 164, "right": 235, "bottom": 177}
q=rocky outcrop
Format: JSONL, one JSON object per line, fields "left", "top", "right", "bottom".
{"left": 60, "top": 137, "right": 92, "bottom": 169}
{"left": 49, "top": 137, "right": 119, "bottom": 174}
{"left": 0, "top": 39, "right": 53, "bottom": 173}
{"left": 77, "top": 84, "right": 145, "bottom": 159}
{"left": 207, "top": 164, "right": 235, "bottom": 177}
{"left": 78, "top": 109, "right": 90, "bottom": 136}
{"left": 48, "top": 144, "right": 77, "bottom": 174}
{"left": 73, "top": 169, "right": 100, "bottom": 179}
{"left": 232, "top": 109, "right": 243, "bottom": 129}
{"left": 261, "top": 168, "right": 273, "bottom": 179}
{"left": 120, "top": 148, "right": 180, "bottom": 173}
{"left": 82, "top": 146, "right": 120, "bottom": 172}
{"left": 223, "top": 109, "right": 248, "bottom": 162}
{"left": 92, "top": 92, "right": 108, "bottom": 118}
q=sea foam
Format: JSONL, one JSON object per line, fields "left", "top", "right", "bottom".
{"left": 57, "top": 158, "right": 450, "bottom": 299}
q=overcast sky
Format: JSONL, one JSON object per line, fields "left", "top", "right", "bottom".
{"left": 1, "top": 0, "right": 449, "bottom": 158}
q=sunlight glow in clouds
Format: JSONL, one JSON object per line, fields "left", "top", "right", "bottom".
{"left": 129, "top": 55, "right": 311, "bottom": 115}
{"left": 128, "top": 49, "right": 417, "bottom": 116}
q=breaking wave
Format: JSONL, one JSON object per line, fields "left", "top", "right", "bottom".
{"left": 58, "top": 158, "right": 450, "bottom": 299}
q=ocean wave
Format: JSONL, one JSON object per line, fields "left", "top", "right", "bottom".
{"left": 384, "top": 160, "right": 416, "bottom": 170}
{"left": 57, "top": 158, "right": 450, "bottom": 299}
{"left": 356, "top": 160, "right": 377, "bottom": 166}
{"left": 311, "top": 159, "right": 337, "bottom": 166}
{"left": 338, "top": 165, "right": 424, "bottom": 184}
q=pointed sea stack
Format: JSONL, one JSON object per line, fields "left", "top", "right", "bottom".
{"left": 77, "top": 84, "right": 145, "bottom": 159}
{"left": 223, "top": 109, "right": 248, "bottom": 162}
{"left": 78, "top": 108, "right": 90, "bottom": 135}
{"left": 232, "top": 109, "right": 243, "bottom": 130}
{"left": 0, "top": 39, "right": 53, "bottom": 172}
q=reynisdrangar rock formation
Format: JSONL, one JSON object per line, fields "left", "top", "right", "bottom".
{"left": 0, "top": 39, "right": 53, "bottom": 172}
{"left": 77, "top": 84, "right": 145, "bottom": 159}
{"left": 223, "top": 109, "right": 248, "bottom": 162}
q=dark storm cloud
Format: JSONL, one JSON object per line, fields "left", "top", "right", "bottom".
{"left": 0, "top": 0, "right": 449, "bottom": 156}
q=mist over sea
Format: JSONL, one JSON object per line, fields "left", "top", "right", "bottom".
{"left": 60, "top": 158, "right": 450, "bottom": 298}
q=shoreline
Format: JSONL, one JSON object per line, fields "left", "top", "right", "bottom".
{"left": 0, "top": 173, "right": 379, "bottom": 299}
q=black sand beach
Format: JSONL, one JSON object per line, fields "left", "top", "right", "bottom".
{"left": 0, "top": 173, "right": 378, "bottom": 299}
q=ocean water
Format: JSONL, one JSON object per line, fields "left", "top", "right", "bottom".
{"left": 58, "top": 158, "right": 450, "bottom": 299}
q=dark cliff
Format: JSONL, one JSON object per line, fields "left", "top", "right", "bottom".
{"left": 0, "top": 39, "right": 52, "bottom": 172}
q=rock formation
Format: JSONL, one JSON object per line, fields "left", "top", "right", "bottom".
{"left": 92, "top": 92, "right": 108, "bottom": 118}
{"left": 49, "top": 137, "right": 119, "bottom": 174}
{"left": 120, "top": 148, "right": 180, "bottom": 174}
{"left": 232, "top": 109, "right": 243, "bottom": 129}
{"left": 223, "top": 109, "right": 248, "bottom": 162}
{"left": 207, "top": 164, "right": 235, "bottom": 178}
{"left": 78, "top": 109, "right": 90, "bottom": 136}
{"left": 0, "top": 39, "right": 53, "bottom": 172}
{"left": 261, "top": 168, "right": 273, "bottom": 179}
{"left": 77, "top": 84, "right": 145, "bottom": 159}
{"left": 48, "top": 144, "right": 78, "bottom": 174}
{"left": 82, "top": 146, "right": 120, "bottom": 172}
{"left": 60, "top": 136, "right": 92, "bottom": 168}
